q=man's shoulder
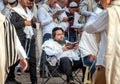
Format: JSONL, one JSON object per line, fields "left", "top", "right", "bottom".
{"left": 38, "top": 4, "right": 48, "bottom": 10}
{"left": 44, "top": 39, "right": 54, "bottom": 43}
{"left": 42, "top": 39, "right": 56, "bottom": 48}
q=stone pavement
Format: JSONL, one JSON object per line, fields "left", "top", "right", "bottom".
{"left": 15, "top": 50, "right": 83, "bottom": 84}
{"left": 16, "top": 72, "right": 65, "bottom": 84}
{"left": 16, "top": 70, "right": 82, "bottom": 84}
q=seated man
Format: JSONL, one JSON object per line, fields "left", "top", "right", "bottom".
{"left": 42, "top": 27, "right": 85, "bottom": 84}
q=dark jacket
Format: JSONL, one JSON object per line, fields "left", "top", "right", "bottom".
{"left": 10, "top": 12, "right": 36, "bottom": 41}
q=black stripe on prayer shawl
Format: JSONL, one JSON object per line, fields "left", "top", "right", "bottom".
{"left": 8, "top": 20, "right": 13, "bottom": 65}
{"left": 3, "top": 18, "right": 18, "bottom": 74}
{"left": 11, "top": 24, "right": 19, "bottom": 63}
{"left": 7, "top": 18, "right": 18, "bottom": 65}
{"left": 4, "top": 19, "right": 10, "bottom": 74}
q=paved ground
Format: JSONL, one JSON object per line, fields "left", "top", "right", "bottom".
{"left": 16, "top": 69, "right": 82, "bottom": 84}
{"left": 15, "top": 50, "right": 83, "bottom": 84}
{"left": 16, "top": 72, "right": 66, "bottom": 84}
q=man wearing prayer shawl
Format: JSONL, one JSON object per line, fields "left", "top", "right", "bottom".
{"left": 0, "top": 13, "right": 27, "bottom": 84}
{"left": 9, "top": 0, "right": 37, "bottom": 83}
{"left": 84, "top": 0, "right": 120, "bottom": 84}
{"left": 79, "top": 0, "right": 99, "bottom": 77}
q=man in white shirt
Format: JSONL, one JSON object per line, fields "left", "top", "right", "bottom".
{"left": 42, "top": 27, "right": 85, "bottom": 84}
{"left": 37, "top": 0, "right": 60, "bottom": 42}
{"left": 55, "top": 0, "right": 69, "bottom": 31}
{"left": 78, "top": 0, "right": 99, "bottom": 77}
{"left": 84, "top": 0, "right": 120, "bottom": 84}
{"left": 37, "top": 0, "right": 60, "bottom": 78}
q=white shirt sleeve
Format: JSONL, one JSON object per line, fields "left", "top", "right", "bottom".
{"left": 84, "top": 10, "right": 108, "bottom": 33}
{"left": 37, "top": 7, "right": 53, "bottom": 26}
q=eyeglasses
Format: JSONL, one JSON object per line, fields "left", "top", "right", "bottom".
{"left": 56, "top": 33, "right": 64, "bottom": 36}
{"left": 29, "top": 0, "right": 34, "bottom": 2}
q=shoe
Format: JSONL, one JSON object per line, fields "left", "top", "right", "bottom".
{"left": 16, "top": 68, "right": 21, "bottom": 75}
{"left": 5, "top": 79, "right": 21, "bottom": 84}
{"left": 32, "top": 82, "right": 37, "bottom": 84}
{"left": 68, "top": 80, "right": 75, "bottom": 84}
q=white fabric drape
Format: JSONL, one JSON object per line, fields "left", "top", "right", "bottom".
{"left": 106, "top": 1, "right": 120, "bottom": 84}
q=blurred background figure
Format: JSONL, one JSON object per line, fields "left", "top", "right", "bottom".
{"left": 0, "top": 0, "right": 8, "bottom": 12}
{"left": 66, "top": 1, "right": 80, "bottom": 42}
{"left": 1, "top": 0, "right": 18, "bottom": 18}
{"left": 78, "top": 0, "right": 99, "bottom": 78}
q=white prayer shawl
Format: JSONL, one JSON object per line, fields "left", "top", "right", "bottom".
{"left": 79, "top": 0, "right": 98, "bottom": 58}
{"left": 105, "top": 0, "right": 120, "bottom": 84}
{"left": 37, "top": 4, "right": 58, "bottom": 36}
{"left": 12, "top": 3, "right": 34, "bottom": 39}
{"left": 0, "top": 13, "right": 24, "bottom": 84}
{"left": 79, "top": 31, "right": 98, "bottom": 58}
{"left": 42, "top": 39, "right": 80, "bottom": 66}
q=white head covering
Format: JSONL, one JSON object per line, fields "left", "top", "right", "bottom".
{"left": 69, "top": 1, "right": 78, "bottom": 8}
{"left": 8, "top": 0, "right": 16, "bottom": 3}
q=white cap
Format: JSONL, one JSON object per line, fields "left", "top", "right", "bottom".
{"left": 8, "top": 0, "right": 16, "bottom": 3}
{"left": 69, "top": 1, "right": 78, "bottom": 8}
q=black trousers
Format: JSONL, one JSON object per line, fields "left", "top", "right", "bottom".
{"left": 6, "top": 38, "right": 37, "bottom": 84}
{"left": 26, "top": 38, "right": 37, "bottom": 83}
{"left": 59, "top": 57, "right": 85, "bottom": 82}
{"left": 6, "top": 60, "right": 20, "bottom": 81}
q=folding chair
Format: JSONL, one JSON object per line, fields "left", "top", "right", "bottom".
{"left": 83, "top": 60, "right": 96, "bottom": 84}
{"left": 84, "top": 66, "right": 91, "bottom": 84}
{"left": 40, "top": 50, "right": 84, "bottom": 84}
{"left": 72, "top": 68, "right": 83, "bottom": 84}
{"left": 40, "top": 51, "right": 66, "bottom": 84}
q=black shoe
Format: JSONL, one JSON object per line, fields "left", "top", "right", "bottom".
{"left": 5, "top": 79, "right": 21, "bottom": 84}
{"left": 68, "top": 79, "right": 75, "bottom": 84}
{"left": 32, "top": 82, "right": 37, "bottom": 84}
{"left": 16, "top": 68, "right": 21, "bottom": 75}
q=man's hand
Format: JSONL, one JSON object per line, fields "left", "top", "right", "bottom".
{"left": 20, "top": 59, "right": 28, "bottom": 71}
{"left": 73, "top": 43, "right": 78, "bottom": 50}
{"left": 89, "top": 54, "right": 96, "bottom": 62}
{"left": 53, "top": 11, "right": 61, "bottom": 19}
{"left": 62, "top": 45, "right": 70, "bottom": 51}
{"left": 24, "top": 20, "right": 31, "bottom": 26}
{"left": 62, "top": 17, "right": 68, "bottom": 22}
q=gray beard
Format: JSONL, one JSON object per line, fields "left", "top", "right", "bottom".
{"left": 54, "top": 39, "right": 66, "bottom": 46}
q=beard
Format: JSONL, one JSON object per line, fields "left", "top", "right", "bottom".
{"left": 54, "top": 39, "right": 66, "bottom": 46}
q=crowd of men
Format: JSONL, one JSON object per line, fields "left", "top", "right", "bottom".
{"left": 0, "top": 0, "right": 120, "bottom": 84}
